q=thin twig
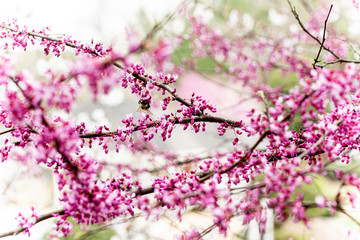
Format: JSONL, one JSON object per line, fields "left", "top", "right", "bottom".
{"left": 125, "top": 0, "right": 188, "bottom": 56}
{"left": 337, "top": 208, "right": 360, "bottom": 226}
{"left": 0, "top": 209, "right": 64, "bottom": 238}
{"left": 317, "top": 58, "right": 360, "bottom": 68}
{"left": 196, "top": 222, "right": 220, "bottom": 239}
{"left": 287, "top": 1, "right": 360, "bottom": 68}
{"left": 287, "top": 0, "right": 340, "bottom": 60}
{"left": 81, "top": 114, "right": 242, "bottom": 138}
{"left": 74, "top": 214, "right": 141, "bottom": 240}
{"left": 0, "top": 128, "right": 15, "bottom": 136}
{"left": 297, "top": 119, "right": 343, "bottom": 159}
{"left": 1, "top": 25, "right": 102, "bottom": 57}
{"left": 195, "top": 213, "right": 236, "bottom": 239}
{"left": 312, "top": 5, "right": 333, "bottom": 69}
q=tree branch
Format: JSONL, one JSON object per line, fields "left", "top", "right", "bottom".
{"left": 81, "top": 114, "right": 242, "bottom": 139}
{"left": 74, "top": 214, "right": 141, "bottom": 240}
{"left": 312, "top": 5, "right": 333, "bottom": 69}
{"left": 316, "top": 58, "right": 360, "bottom": 68}
{"left": 125, "top": 0, "right": 188, "bottom": 56}
{"left": 0, "top": 209, "right": 64, "bottom": 238}
{"left": 287, "top": 0, "right": 360, "bottom": 68}
{"left": 287, "top": 0, "right": 340, "bottom": 60}
{"left": 337, "top": 207, "right": 360, "bottom": 226}
{"left": 0, "top": 128, "right": 15, "bottom": 136}
{"left": 1, "top": 25, "right": 102, "bottom": 57}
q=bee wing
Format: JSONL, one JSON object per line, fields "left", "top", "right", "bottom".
{"left": 145, "top": 109, "right": 153, "bottom": 115}
{"left": 137, "top": 108, "right": 153, "bottom": 115}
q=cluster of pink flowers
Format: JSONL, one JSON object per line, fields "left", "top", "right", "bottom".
{"left": 15, "top": 206, "right": 38, "bottom": 237}
{"left": 1, "top": 1, "right": 360, "bottom": 239}
{"left": 0, "top": 19, "right": 111, "bottom": 57}
{"left": 352, "top": 0, "right": 360, "bottom": 8}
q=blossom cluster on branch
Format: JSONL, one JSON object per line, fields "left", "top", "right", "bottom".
{"left": 1, "top": 0, "right": 360, "bottom": 239}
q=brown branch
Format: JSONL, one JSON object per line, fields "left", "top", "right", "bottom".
{"left": 337, "top": 207, "right": 360, "bottom": 226}
{"left": 133, "top": 186, "right": 155, "bottom": 196}
{"left": 0, "top": 128, "right": 15, "bottom": 136}
{"left": 317, "top": 58, "right": 360, "bottom": 68}
{"left": 125, "top": 0, "right": 187, "bottom": 56}
{"left": 230, "top": 183, "right": 267, "bottom": 194}
{"left": 0, "top": 209, "right": 64, "bottom": 238}
{"left": 81, "top": 114, "right": 242, "bottom": 139}
{"left": 287, "top": 0, "right": 340, "bottom": 61}
{"left": 196, "top": 220, "right": 228, "bottom": 239}
{"left": 74, "top": 214, "right": 141, "bottom": 240}
{"left": 287, "top": 1, "right": 360, "bottom": 68}
{"left": 132, "top": 72, "right": 193, "bottom": 108}
{"left": 312, "top": 5, "right": 333, "bottom": 69}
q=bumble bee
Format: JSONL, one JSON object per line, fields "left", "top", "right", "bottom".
{"left": 137, "top": 99, "right": 153, "bottom": 115}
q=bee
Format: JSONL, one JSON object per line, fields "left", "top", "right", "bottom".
{"left": 137, "top": 99, "right": 153, "bottom": 115}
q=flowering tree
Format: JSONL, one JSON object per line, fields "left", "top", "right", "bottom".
{"left": 1, "top": 0, "right": 360, "bottom": 239}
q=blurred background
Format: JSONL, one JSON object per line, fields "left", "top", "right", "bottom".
{"left": 1, "top": 0, "right": 360, "bottom": 239}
